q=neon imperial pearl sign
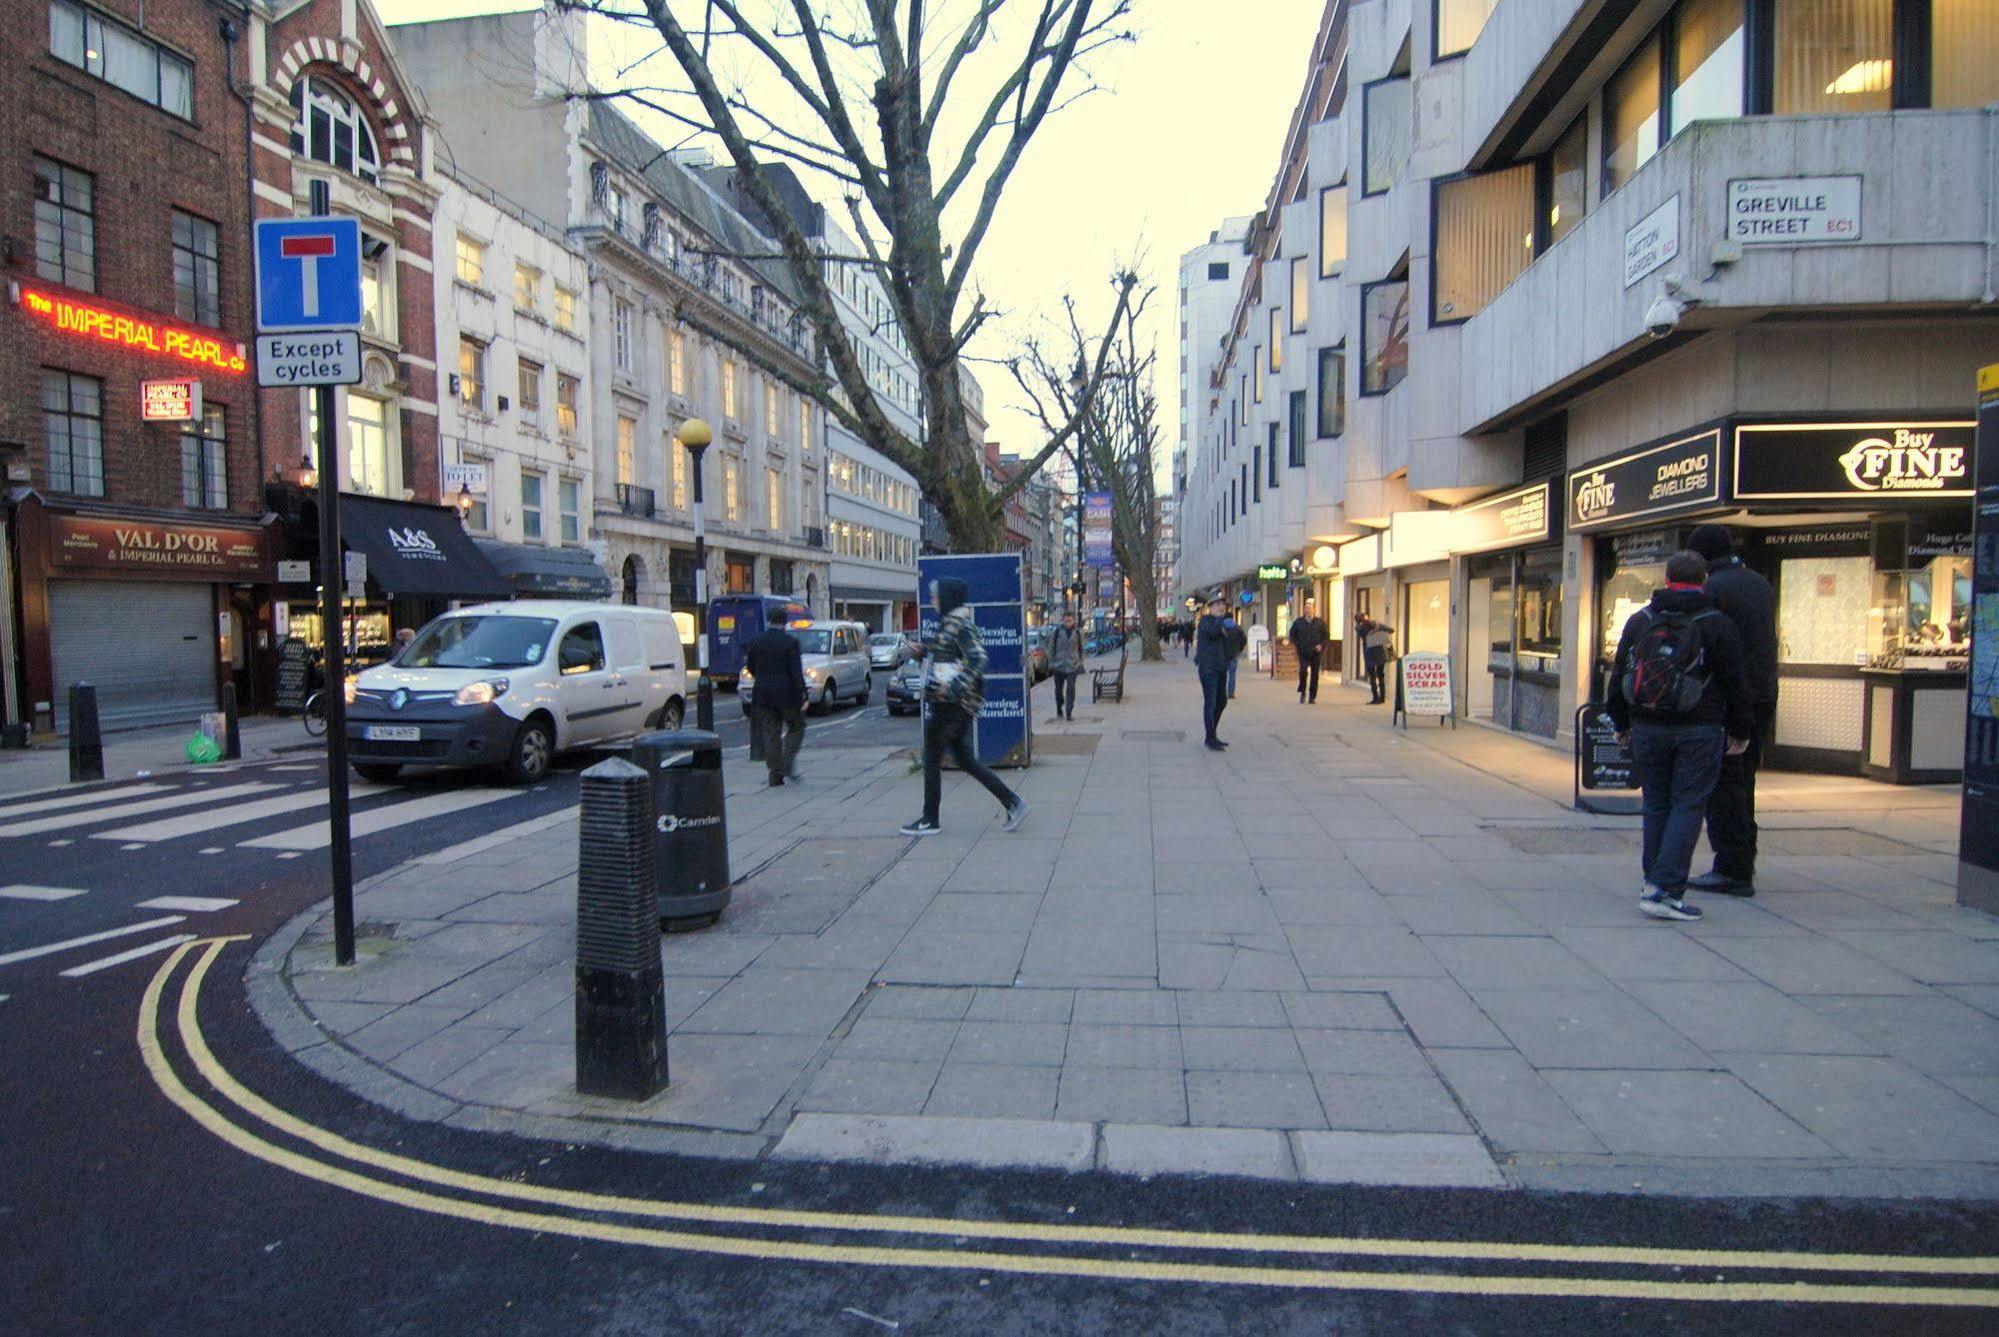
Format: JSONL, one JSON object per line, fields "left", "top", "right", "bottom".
{"left": 18, "top": 286, "right": 246, "bottom": 373}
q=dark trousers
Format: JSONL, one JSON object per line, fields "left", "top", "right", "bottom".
{"left": 1052, "top": 671, "right": 1080, "bottom": 717}
{"left": 922, "top": 705, "right": 1017, "bottom": 822}
{"left": 1199, "top": 667, "right": 1228, "bottom": 742}
{"left": 1705, "top": 701, "right": 1773, "bottom": 880}
{"left": 1631, "top": 722, "right": 1727, "bottom": 897}
{"left": 752, "top": 703, "right": 805, "bottom": 779}
{"left": 1364, "top": 653, "right": 1386, "bottom": 702}
{"left": 1297, "top": 651, "right": 1321, "bottom": 701}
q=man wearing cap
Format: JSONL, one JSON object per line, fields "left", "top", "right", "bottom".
{"left": 1194, "top": 593, "right": 1233, "bottom": 751}
{"left": 1685, "top": 524, "right": 1777, "bottom": 897}
{"left": 899, "top": 575, "right": 1029, "bottom": 837}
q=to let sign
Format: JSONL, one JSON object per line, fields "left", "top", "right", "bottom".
{"left": 1728, "top": 176, "right": 1862, "bottom": 244}
{"left": 140, "top": 378, "right": 201, "bottom": 422}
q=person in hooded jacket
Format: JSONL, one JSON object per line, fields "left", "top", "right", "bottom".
{"left": 899, "top": 576, "right": 1029, "bottom": 837}
{"left": 1685, "top": 524, "right": 1778, "bottom": 897}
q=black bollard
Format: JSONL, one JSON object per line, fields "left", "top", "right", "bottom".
{"left": 69, "top": 683, "right": 104, "bottom": 783}
{"left": 220, "top": 682, "right": 242, "bottom": 761}
{"left": 574, "top": 757, "right": 669, "bottom": 1100}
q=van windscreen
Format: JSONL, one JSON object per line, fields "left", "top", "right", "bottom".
{"left": 403, "top": 616, "right": 559, "bottom": 670}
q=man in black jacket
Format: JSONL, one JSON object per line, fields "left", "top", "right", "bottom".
{"left": 743, "top": 620, "right": 807, "bottom": 786}
{"left": 1686, "top": 524, "right": 1778, "bottom": 897}
{"left": 1607, "top": 550, "right": 1753, "bottom": 923}
{"left": 1290, "top": 598, "right": 1329, "bottom": 704}
{"left": 1194, "top": 594, "right": 1233, "bottom": 751}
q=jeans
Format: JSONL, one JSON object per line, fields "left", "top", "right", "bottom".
{"left": 751, "top": 703, "right": 805, "bottom": 779}
{"left": 1226, "top": 658, "right": 1238, "bottom": 698}
{"left": 1199, "top": 668, "right": 1228, "bottom": 742}
{"left": 1364, "top": 653, "right": 1386, "bottom": 702}
{"left": 1297, "top": 651, "right": 1321, "bottom": 701}
{"left": 1705, "top": 701, "right": 1773, "bottom": 880}
{"left": 1052, "top": 671, "right": 1080, "bottom": 717}
{"left": 922, "top": 705, "right": 1018, "bottom": 823}
{"left": 1630, "top": 721, "right": 1728, "bottom": 897}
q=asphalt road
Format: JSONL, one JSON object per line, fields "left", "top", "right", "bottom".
{"left": 5, "top": 682, "right": 1999, "bottom": 1334}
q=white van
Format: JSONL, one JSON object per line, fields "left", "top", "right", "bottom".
{"left": 345, "top": 601, "right": 687, "bottom": 783}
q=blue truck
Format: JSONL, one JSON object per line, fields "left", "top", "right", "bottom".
{"left": 705, "top": 594, "right": 810, "bottom": 683}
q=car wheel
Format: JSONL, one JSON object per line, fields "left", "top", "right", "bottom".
{"left": 860, "top": 674, "right": 872, "bottom": 703}
{"left": 659, "top": 698, "right": 684, "bottom": 732}
{"left": 504, "top": 717, "right": 554, "bottom": 785}
{"left": 816, "top": 682, "right": 835, "bottom": 714}
{"left": 353, "top": 763, "right": 401, "bottom": 783}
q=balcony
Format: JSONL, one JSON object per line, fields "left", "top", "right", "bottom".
{"left": 1458, "top": 111, "right": 1998, "bottom": 432}
{"left": 616, "top": 483, "right": 656, "bottom": 518}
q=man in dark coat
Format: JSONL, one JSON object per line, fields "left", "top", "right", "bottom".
{"left": 1290, "top": 597, "right": 1329, "bottom": 704}
{"left": 743, "top": 619, "right": 807, "bottom": 786}
{"left": 1194, "top": 593, "right": 1234, "bottom": 751}
{"left": 1686, "top": 524, "right": 1778, "bottom": 897}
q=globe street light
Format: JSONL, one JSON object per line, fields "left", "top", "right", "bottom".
{"left": 676, "top": 417, "right": 716, "bottom": 730}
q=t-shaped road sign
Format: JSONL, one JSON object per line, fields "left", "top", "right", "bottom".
{"left": 254, "top": 216, "right": 363, "bottom": 333}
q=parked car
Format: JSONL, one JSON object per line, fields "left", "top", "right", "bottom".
{"left": 886, "top": 658, "right": 925, "bottom": 715}
{"left": 867, "top": 632, "right": 912, "bottom": 670}
{"left": 738, "top": 620, "right": 874, "bottom": 715}
{"left": 1024, "top": 629, "right": 1051, "bottom": 681}
{"left": 346, "top": 602, "right": 686, "bottom": 784}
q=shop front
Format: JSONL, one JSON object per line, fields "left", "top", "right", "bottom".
{"left": 1338, "top": 533, "right": 1386, "bottom": 691}
{"left": 10, "top": 494, "right": 275, "bottom": 733}
{"left": 1571, "top": 417, "right": 1973, "bottom": 782}
{"left": 1451, "top": 481, "right": 1563, "bottom": 739}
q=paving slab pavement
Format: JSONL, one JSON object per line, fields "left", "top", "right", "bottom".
{"left": 251, "top": 656, "right": 1999, "bottom": 1197}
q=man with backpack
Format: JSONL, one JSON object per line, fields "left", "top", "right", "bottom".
{"left": 1606, "top": 549, "right": 1753, "bottom": 923}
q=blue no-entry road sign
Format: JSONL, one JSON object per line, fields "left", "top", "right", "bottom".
{"left": 254, "top": 216, "right": 363, "bottom": 332}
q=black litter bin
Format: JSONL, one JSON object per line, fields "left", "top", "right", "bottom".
{"left": 633, "top": 728, "right": 731, "bottom": 927}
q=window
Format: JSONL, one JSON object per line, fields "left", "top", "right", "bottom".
{"left": 1435, "top": 0, "right": 1498, "bottom": 58}
{"left": 1319, "top": 186, "right": 1347, "bottom": 277}
{"left": 556, "top": 373, "right": 580, "bottom": 438}
{"left": 180, "top": 406, "right": 226, "bottom": 509}
{"left": 765, "top": 466, "right": 783, "bottom": 529}
{"left": 1671, "top": 0, "right": 1745, "bottom": 133}
{"left": 360, "top": 239, "right": 391, "bottom": 336}
{"left": 1935, "top": 0, "right": 1999, "bottom": 108}
{"left": 1251, "top": 444, "right": 1261, "bottom": 502}
{"left": 1603, "top": 32, "right": 1662, "bottom": 194}
{"left": 457, "top": 337, "right": 486, "bottom": 410}
{"left": 554, "top": 286, "right": 578, "bottom": 333}
{"left": 1316, "top": 345, "right": 1346, "bottom": 438}
{"left": 614, "top": 300, "right": 634, "bottom": 372}
{"left": 462, "top": 455, "right": 489, "bottom": 530}
{"left": 1546, "top": 116, "right": 1587, "bottom": 247}
{"left": 616, "top": 415, "right": 636, "bottom": 487}
{"left": 347, "top": 395, "right": 391, "bottom": 496}
{"left": 1253, "top": 351, "right": 1264, "bottom": 404}
{"left": 521, "top": 471, "right": 545, "bottom": 541}
{"left": 1363, "top": 76, "right": 1412, "bottom": 196}
{"left": 513, "top": 262, "right": 540, "bottom": 311}
{"left": 171, "top": 211, "right": 220, "bottom": 326}
{"left": 1268, "top": 423, "right": 1280, "bottom": 488}
{"left": 41, "top": 370, "right": 103, "bottom": 496}
{"left": 1286, "top": 257, "right": 1310, "bottom": 333}
{"left": 669, "top": 329, "right": 686, "bottom": 394}
{"left": 453, "top": 234, "right": 485, "bottom": 286}
{"left": 670, "top": 433, "right": 688, "bottom": 509}
{"left": 289, "top": 76, "right": 380, "bottom": 184}
{"left": 1287, "top": 392, "right": 1307, "bottom": 468}
{"left": 1207, "top": 261, "right": 1230, "bottom": 281}
{"left": 1433, "top": 164, "right": 1535, "bottom": 323}
{"left": 800, "top": 403, "right": 813, "bottom": 453}
{"left": 722, "top": 358, "right": 739, "bottom": 419}
{"left": 559, "top": 478, "right": 580, "bottom": 543}
{"left": 1775, "top": 0, "right": 1892, "bottom": 114}
{"left": 1269, "top": 309, "right": 1285, "bottom": 369}
{"left": 722, "top": 456, "right": 742, "bottom": 522}
{"left": 607, "top": 183, "right": 628, "bottom": 234}
{"left": 33, "top": 156, "right": 94, "bottom": 291}
{"left": 1361, "top": 279, "right": 1410, "bottom": 395}
{"left": 765, "top": 384, "right": 779, "bottom": 436}
{"left": 50, "top": 2, "right": 193, "bottom": 119}
{"left": 558, "top": 622, "right": 604, "bottom": 674}
{"left": 517, "top": 358, "right": 542, "bottom": 424}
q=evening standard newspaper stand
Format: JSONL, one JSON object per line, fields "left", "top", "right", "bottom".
{"left": 915, "top": 553, "right": 1031, "bottom": 768}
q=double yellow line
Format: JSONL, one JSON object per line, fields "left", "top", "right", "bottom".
{"left": 141, "top": 938, "right": 1999, "bottom": 1306}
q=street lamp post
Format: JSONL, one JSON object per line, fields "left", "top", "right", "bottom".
{"left": 677, "top": 418, "right": 716, "bottom": 730}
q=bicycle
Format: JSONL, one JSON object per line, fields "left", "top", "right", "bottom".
{"left": 302, "top": 689, "right": 328, "bottom": 737}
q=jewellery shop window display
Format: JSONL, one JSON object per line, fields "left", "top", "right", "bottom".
{"left": 1465, "top": 547, "right": 1564, "bottom": 739}
{"left": 1858, "top": 515, "right": 1970, "bottom": 783}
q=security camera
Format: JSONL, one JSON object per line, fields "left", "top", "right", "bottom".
{"left": 1644, "top": 292, "right": 1684, "bottom": 339}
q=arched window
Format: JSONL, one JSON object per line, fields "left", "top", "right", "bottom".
{"left": 289, "top": 76, "right": 381, "bottom": 185}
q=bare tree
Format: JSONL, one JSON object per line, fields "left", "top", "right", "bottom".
{"left": 561, "top": 1, "right": 1136, "bottom": 552}
{"left": 1009, "top": 275, "right": 1164, "bottom": 660}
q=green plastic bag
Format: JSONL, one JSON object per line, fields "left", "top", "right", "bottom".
{"left": 186, "top": 732, "right": 222, "bottom": 764}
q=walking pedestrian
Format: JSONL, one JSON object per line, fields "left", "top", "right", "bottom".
{"left": 1290, "top": 597, "right": 1328, "bottom": 703}
{"left": 1685, "top": 524, "right": 1778, "bottom": 898}
{"left": 1195, "top": 593, "right": 1237, "bottom": 751}
{"left": 743, "top": 618, "right": 807, "bottom": 786}
{"left": 899, "top": 576, "right": 1029, "bottom": 836}
{"left": 1606, "top": 549, "right": 1753, "bottom": 923}
{"left": 1048, "top": 610, "right": 1085, "bottom": 721}
{"left": 1181, "top": 618, "right": 1192, "bottom": 657}
{"left": 1359, "top": 615, "right": 1395, "bottom": 704}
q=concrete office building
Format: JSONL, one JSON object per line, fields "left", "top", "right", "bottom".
{"left": 1181, "top": 0, "right": 1999, "bottom": 781}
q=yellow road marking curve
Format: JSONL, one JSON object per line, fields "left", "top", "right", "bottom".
{"left": 138, "top": 939, "right": 1999, "bottom": 1307}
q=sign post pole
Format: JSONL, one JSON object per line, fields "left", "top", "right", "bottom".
{"left": 316, "top": 372, "right": 354, "bottom": 966}
{"left": 1959, "top": 366, "right": 1999, "bottom": 913}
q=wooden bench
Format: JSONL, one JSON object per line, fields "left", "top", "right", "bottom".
{"left": 1091, "top": 654, "right": 1127, "bottom": 703}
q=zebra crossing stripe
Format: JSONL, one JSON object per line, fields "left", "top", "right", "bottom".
{"left": 0, "top": 784, "right": 169, "bottom": 819}
{"left": 0, "top": 783, "right": 281, "bottom": 839}
{"left": 241, "top": 787, "right": 522, "bottom": 851}
{"left": 0, "top": 916, "right": 187, "bottom": 968}
{"left": 62, "top": 934, "right": 199, "bottom": 978}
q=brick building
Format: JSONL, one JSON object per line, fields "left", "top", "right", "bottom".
{"left": 4, "top": 0, "right": 265, "bottom": 733}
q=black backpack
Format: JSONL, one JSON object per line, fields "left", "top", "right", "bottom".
{"left": 1621, "top": 607, "right": 1717, "bottom": 714}
{"left": 1223, "top": 623, "right": 1248, "bottom": 659}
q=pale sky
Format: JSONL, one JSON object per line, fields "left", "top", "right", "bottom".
{"left": 378, "top": 1, "right": 1322, "bottom": 481}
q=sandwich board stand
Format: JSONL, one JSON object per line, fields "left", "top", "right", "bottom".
{"left": 1392, "top": 651, "right": 1455, "bottom": 730}
{"left": 1575, "top": 703, "right": 1641, "bottom": 815}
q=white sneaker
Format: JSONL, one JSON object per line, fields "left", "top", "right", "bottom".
{"left": 1002, "top": 799, "right": 1030, "bottom": 833}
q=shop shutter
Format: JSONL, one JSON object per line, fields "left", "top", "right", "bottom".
{"left": 50, "top": 581, "right": 214, "bottom": 733}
